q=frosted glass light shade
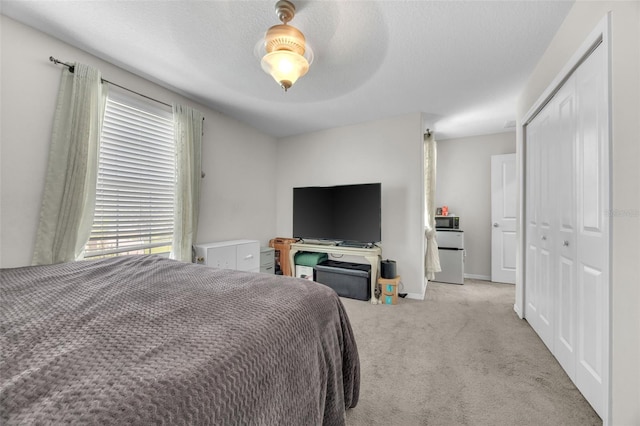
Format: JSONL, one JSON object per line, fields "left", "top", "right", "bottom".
{"left": 261, "top": 50, "right": 309, "bottom": 91}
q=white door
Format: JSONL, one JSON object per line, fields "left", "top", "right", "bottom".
{"left": 574, "top": 43, "right": 609, "bottom": 416}
{"left": 491, "top": 153, "right": 517, "bottom": 284}
{"left": 524, "top": 41, "right": 609, "bottom": 418}
{"left": 525, "top": 105, "right": 556, "bottom": 350}
{"left": 553, "top": 78, "right": 578, "bottom": 379}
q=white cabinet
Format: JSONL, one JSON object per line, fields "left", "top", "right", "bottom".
{"left": 260, "top": 247, "right": 275, "bottom": 274}
{"left": 194, "top": 240, "right": 260, "bottom": 272}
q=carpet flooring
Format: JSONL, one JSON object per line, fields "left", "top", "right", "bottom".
{"left": 341, "top": 279, "right": 601, "bottom": 426}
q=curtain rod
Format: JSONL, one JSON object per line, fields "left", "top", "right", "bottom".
{"left": 50, "top": 56, "right": 172, "bottom": 109}
{"left": 425, "top": 128, "right": 432, "bottom": 137}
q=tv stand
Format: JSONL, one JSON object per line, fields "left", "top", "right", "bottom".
{"left": 289, "top": 242, "right": 382, "bottom": 304}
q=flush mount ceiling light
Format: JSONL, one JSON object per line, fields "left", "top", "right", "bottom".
{"left": 260, "top": 0, "right": 312, "bottom": 92}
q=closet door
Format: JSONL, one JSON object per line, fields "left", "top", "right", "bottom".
{"left": 574, "top": 44, "right": 609, "bottom": 416}
{"left": 525, "top": 104, "right": 555, "bottom": 350}
{"left": 553, "top": 77, "right": 578, "bottom": 379}
{"left": 524, "top": 41, "right": 609, "bottom": 418}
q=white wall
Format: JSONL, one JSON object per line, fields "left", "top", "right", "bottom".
{"left": 275, "top": 113, "right": 426, "bottom": 298}
{"left": 196, "top": 112, "right": 277, "bottom": 246}
{"left": 0, "top": 16, "right": 278, "bottom": 268}
{"left": 516, "top": 2, "right": 640, "bottom": 424}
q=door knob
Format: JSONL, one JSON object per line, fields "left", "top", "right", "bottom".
{"left": 493, "top": 223, "right": 499, "bottom": 228}
{"left": 562, "top": 240, "right": 569, "bottom": 247}
{"left": 541, "top": 235, "right": 547, "bottom": 241}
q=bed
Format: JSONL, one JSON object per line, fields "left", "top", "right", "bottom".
{"left": 0, "top": 255, "right": 360, "bottom": 425}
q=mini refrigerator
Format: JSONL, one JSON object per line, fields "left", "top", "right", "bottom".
{"left": 434, "top": 230, "right": 465, "bottom": 284}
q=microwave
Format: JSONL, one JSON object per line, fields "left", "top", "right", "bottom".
{"left": 435, "top": 215, "right": 460, "bottom": 229}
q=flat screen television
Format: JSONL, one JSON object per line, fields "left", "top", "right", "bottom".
{"left": 293, "top": 183, "right": 382, "bottom": 245}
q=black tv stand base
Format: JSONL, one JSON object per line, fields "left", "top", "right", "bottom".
{"left": 314, "top": 260, "right": 371, "bottom": 301}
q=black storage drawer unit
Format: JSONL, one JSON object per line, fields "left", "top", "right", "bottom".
{"left": 314, "top": 260, "right": 371, "bottom": 301}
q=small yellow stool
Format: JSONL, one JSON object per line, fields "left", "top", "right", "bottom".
{"left": 378, "top": 276, "right": 400, "bottom": 305}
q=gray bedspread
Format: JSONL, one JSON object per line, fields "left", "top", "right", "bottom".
{"left": 0, "top": 255, "right": 359, "bottom": 425}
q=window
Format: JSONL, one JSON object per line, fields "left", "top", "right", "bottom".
{"left": 84, "top": 89, "right": 175, "bottom": 258}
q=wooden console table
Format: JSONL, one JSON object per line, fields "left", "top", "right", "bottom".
{"left": 289, "top": 242, "right": 382, "bottom": 304}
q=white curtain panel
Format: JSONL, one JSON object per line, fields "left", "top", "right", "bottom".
{"left": 424, "top": 133, "right": 441, "bottom": 280}
{"left": 172, "top": 104, "right": 204, "bottom": 262}
{"left": 32, "top": 63, "right": 107, "bottom": 265}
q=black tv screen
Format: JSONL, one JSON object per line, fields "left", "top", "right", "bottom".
{"left": 293, "top": 183, "right": 382, "bottom": 244}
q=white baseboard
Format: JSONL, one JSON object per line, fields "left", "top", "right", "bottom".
{"left": 405, "top": 291, "right": 425, "bottom": 300}
{"left": 464, "top": 273, "right": 491, "bottom": 281}
{"left": 395, "top": 277, "right": 427, "bottom": 301}
{"left": 513, "top": 303, "right": 523, "bottom": 319}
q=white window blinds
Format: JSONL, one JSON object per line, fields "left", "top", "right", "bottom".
{"left": 84, "top": 89, "right": 175, "bottom": 258}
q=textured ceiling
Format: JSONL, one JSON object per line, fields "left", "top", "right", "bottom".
{"left": 1, "top": 1, "right": 574, "bottom": 140}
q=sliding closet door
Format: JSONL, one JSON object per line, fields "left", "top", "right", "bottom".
{"left": 524, "top": 41, "right": 609, "bottom": 418}
{"left": 574, "top": 44, "right": 609, "bottom": 416}
{"left": 525, "top": 104, "right": 555, "bottom": 350}
{"left": 553, "top": 77, "right": 578, "bottom": 379}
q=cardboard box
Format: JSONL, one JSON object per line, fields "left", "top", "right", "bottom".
{"left": 378, "top": 276, "right": 400, "bottom": 305}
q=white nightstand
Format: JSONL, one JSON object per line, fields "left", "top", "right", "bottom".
{"left": 260, "top": 246, "right": 275, "bottom": 274}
